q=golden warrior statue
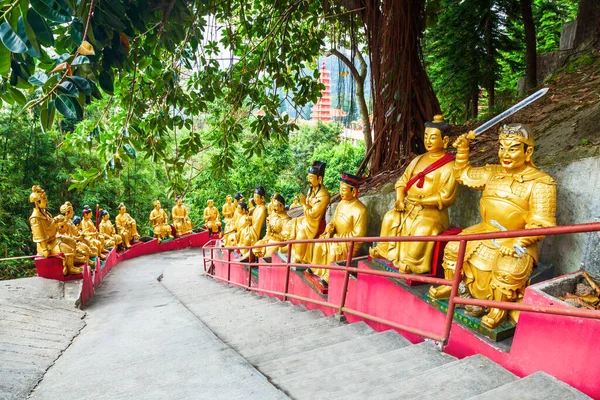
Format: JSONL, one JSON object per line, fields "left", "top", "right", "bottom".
{"left": 253, "top": 194, "right": 292, "bottom": 257}
{"left": 203, "top": 199, "right": 221, "bottom": 234}
{"left": 149, "top": 200, "right": 173, "bottom": 242}
{"left": 28, "top": 186, "right": 81, "bottom": 275}
{"left": 252, "top": 185, "right": 268, "bottom": 240}
{"left": 287, "top": 161, "right": 331, "bottom": 264}
{"left": 310, "top": 173, "right": 367, "bottom": 285}
{"left": 59, "top": 201, "right": 93, "bottom": 264}
{"left": 172, "top": 196, "right": 193, "bottom": 236}
{"left": 116, "top": 203, "right": 140, "bottom": 248}
{"left": 371, "top": 115, "right": 457, "bottom": 274}
{"left": 429, "top": 124, "right": 557, "bottom": 329}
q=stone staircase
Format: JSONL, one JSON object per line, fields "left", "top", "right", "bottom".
{"left": 161, "top": 270, "right": 591, "bottom": 400}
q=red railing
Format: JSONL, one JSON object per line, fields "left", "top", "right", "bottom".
{"left": 203, "top": 222, "right": 600, "bottom": 346}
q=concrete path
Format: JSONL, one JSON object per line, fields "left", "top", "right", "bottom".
{"left": 26, "top": 249, "right": 287, "bottom": 400}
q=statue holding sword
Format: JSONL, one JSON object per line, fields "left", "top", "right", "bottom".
{"left": 429, "top": 89, "right": 557, "bottom": 329}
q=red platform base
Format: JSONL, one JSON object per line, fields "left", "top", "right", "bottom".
{"left": 34, "top": 256, "right": 83, "bottom": 281}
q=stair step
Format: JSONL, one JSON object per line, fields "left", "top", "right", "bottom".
{"left": 468, "top": 371, "right": 591, "bottom": 400}
{"left": 246, "top": 321, "right": 374, "bottom": 365}
{"left": 281, "top": 341, "right": 455, "bottom": 399}
{"left": 261, "top": 330, "right": 411, "bottom": 383}
{"left": 339, "top": 354, "right": 517, "bottom": 400}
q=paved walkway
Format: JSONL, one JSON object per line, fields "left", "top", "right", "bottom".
{"left": 26, "top": 249, "right": 287, "bottom": 400}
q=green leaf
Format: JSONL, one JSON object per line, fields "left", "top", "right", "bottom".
{"left": 123, "top": 143, "right": 137, "bottom": 158}
{"left": 55, "top": 94, "right": 76, "bottom": 119}
{"left": 98, "top": 70, "right": 114, "bottom": 94}
{"left": 68, "top": 76, "right": 91, "bottom": 95}
{"left": 101, "top": 8, "right": 125, "bottom": 31}
{"left": 19, "top": 14, "right": 42, "bottom": 56}
{"left": 40, "top": 99, "right": 56, "bottom": 133}
{"left": 72, "top": 55, "right": 89, "bottom": 65}
{"left": 7, "top": 86, "right": 26, "bottom": 105}
{"left": 26, "top": 8, "right": 53, "bottom": 46}
{"left": 28, "top": 71, "right": 48, "bottom": 86}
{"left": 70, "top": 17, "right": 83, "bottom": 45}
{"left": 0, "top": 44, "right": 10, "bottom": 75}
{"left": 57, "top": 81, "right": 79, "bottom": 97}
{"left": 30, "top": 0, "right": 72, "bottom": 23}
{"left": 0, "top": 21, "right": 28, "bottom": 53}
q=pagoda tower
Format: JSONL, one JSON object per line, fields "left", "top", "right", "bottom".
{"left": 310, "top": 62, "right": 332, "bottom": 122}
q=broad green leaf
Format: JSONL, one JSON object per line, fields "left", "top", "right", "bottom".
{"left": 28, "top": 71, "right": 48, "bottom": 86}
{"left": 98, "top": 70, "right": 114, "bottom": 94}
{"left": 0, "top": 21, "right": 28, "bottom": 53}
{"left": 40, "top": 99, "right": 56, "bottom": 133}
{"left": 101, "top": 8, "right": 125, "bottom": 31}
{"left": 55, "top": 94, "right": 76, "bottom": 119}
{"left": 18, "top": 15, "right": 42, "bottom": 55}
{"left": 68, "top": 76, "right": 91, "bottom": 95}
{"left": 70, "top": 17, "right": 83, "bottom": 45}
{"left": 30, "top": 0, "right": 72, "bottom": 23}
{"left": 0, "top": 43, "right": 9, "bottom": 75}
{"left": 57, "top": 81, "right": 79, "bottom": 97}
{"left": 72, "top": 55, "right": 89, "bottom": 65}
{"left": 27, "top": 8, "right": 54, "bottom": 46}
{"left": 7, "top": 86, "right": 26, "bottom": 105}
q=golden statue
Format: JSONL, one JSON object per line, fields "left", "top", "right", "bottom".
{"left": 82, "top": 206, "right": 109, "bottom": 259}
{"left": 59, "top": 201, "right": 93, "bottom": 264}
{"left": 53, "top": 215, "right": 89, "bottom": 266}
{"left": 203, "top": 199, "right": 222, "bottom": 234}
{"left": 286, "top": 161, "right": 330, "bottom": 263}
{"left": 222, "top": 194, "right": 238, "bottom": 233}
{"left": 149, "top": 200, "right": 173, "bottom": 242}
{"left": 429, "top": 124, "right": 557, "bottom": 329}
{"left": 99, "top": 210, "right": 123, "bottom": 249}
{"left": 28, "top": 186, "right": 81, "bottom": 275}
{"left": 267, "top": 194, "right": 276, "bottom": 215}
{"left": 253, "top": 194, "right": 292, "bottom": 257}
{"left": 251, "top": 185, "right": 267, "bottom": 239}
{"left": 223, "top": 201, "right": 250, "bottom": 247}
{"left": 310, "top": 173, "right": 367, "bottom": 284}
{"left": 116, "top": 203, "right": 140, "bottom": 248}
{"left": 236, "top": 209, "right": 258, "bottom": 260}
{"left": 289, "top": 198, "right": 300, "bottom": 209}
{"left": 370, "top": 115, "right": 457, "bottom": 274}
{"left": 71, "top": 215, "right": 103, "bottom": 260}
{"left": 172, "top": 195, "right": 193, "bottom": 236}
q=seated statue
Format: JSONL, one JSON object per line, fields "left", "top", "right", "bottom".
{"left": 71, "top": 215, "right": 103, "bottom": 260}
{"left": 150, "top": 200, "right": 173, "bottom": 242}
{"left": 236, "top": 213, "right": 258, "bottom": 261}
{"left": 222, "top": 195, "right": 236, "bottom": 229}
{"left": 172, "top": 196, "right": 193, "bottom": 236}
{"left": 54, "top": 215, "right": 89, "bottom": 266}
{"left": 289, "top": 198, "right": 300, "bottom": 209}
{"left": 267, "top": 194, "right": 276, "bottom": 215}
{"left": 82, "top": 206, "right": 108, "bottom": 258}
{"left": 223, "top": 201, "right": 250, "bottom": 247}
{"left": 429, "top": 124, "right": 557, "bottom": 329}
{"left": 251, "top": 185, "right": 267, "bottom": 240}
{"left": 99, "top": 210, "right": 123, "bottom": 249}
{"left": 60, "top": 201, "right": 93, "bottom": 264}
{"left": 203, "top": 199, "right": 221, "bottom": 234}
{"left": 286, "top": 161, "right": 331, "bottom": 263}
{"left": 116, "top": 203, "right": 140, "bottom": 248}
{"left": 370, "top": 115, "right": 457, "bottom": 274}
{"left": 310, "top": 173, "right": 367, "bottom": 285}
{"left": 28, "top": 186, "right": 81, "bottom": 275}
{"left": 253, "top": 194, "right": 292, "bottom": 258}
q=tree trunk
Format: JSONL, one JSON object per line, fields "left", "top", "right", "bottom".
{"left": 485, "top": 11, "right": 495, "bottom": 109}
{"left": 520, "top": 0, "right": 537, "bottom": 89}
{"left": 574, "top": 0, "right": 600, "bottom": 47}
{"left": 357, "top": 0, "right": 440, "bottom": 176}
{"left": 328, "top": 48, "right": 373, "bottom": 151}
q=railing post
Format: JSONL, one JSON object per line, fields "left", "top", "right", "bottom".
{"left": 210, "top": 246, "right": 214, "bottom": 275}
{"left": 336, "top": 241, "right": 355, "bottom": 322}
{"left": 227, "top": 249, "right": 231, "bottom": 283}
{"left": 442, "top": 240, "right": 467, "bottom": 348}
{"left": 283, "top": 243, "right": 292, "bottom": 301}
{"left": 247, "top": 252, "right": 253, "bottom": 289}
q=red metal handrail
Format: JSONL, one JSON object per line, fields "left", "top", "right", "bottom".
{"left": 203, "top": 221, "right": 600, "bottom": 346}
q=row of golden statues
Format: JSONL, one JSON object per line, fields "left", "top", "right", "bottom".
{"left": 29, "top": 116, "right": 556, "bottom": 330}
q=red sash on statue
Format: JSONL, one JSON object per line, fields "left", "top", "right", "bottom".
{"left": 404, "top": 153, "right": 454, "bottom": 194}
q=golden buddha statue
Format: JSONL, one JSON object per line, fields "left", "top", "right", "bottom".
{"left": 236, "top": 208, "right": 258, "bottom": 261}
{"left": 286, "top": 161, "right": 331, "bottom": 263}
{"left": 203, "top": 199, "right": 222, "bottom": 234}
{"left": 222, "top": 195, "right": 236, "bottom": 227}
{"left": 116, "top": 203, "right": 140, "bottom": 248}
{"left": 59, "top": 201, "right": 93, "bottom": 264}
{"left": 82, "top": 206, "right": 108, "bottom": 258}
{"left": 99, "top": 210, "right": 123, "bottom": 249}
{"left": 428, "top": 124, "right": 557, "bottom": 329}
{"left": 310, "top": 173, "right": 367, "bottom": 284}
{"left": 149, "top": 200, "right": 173, "bottom": 242}
{"left": 370, "top": 115, "right": 457, "bottom": 274}
{"left": 53, "top": 215, "right": 88, "bottom": 266}
{"left": 249, "top": 198, "right": 256, "bottom": 214}
{"left": 172, "top": 195, "right": 193, "bottom": 236}
{"left": 28, "top": 186, "right": 81, "bottom": 275}
{"left": 253, "top": 194, "right": 292, "bottom": 258}
{"left": 251, "top": 185, "right": 267, "bottom": 239}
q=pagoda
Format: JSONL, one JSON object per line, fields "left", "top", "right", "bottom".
{"left": 310, "top": 62, "right": 332, "bottom": 122}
